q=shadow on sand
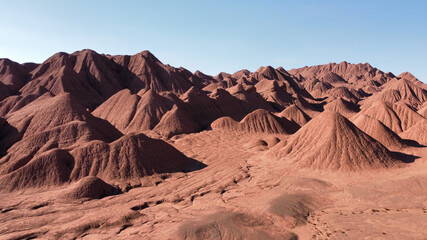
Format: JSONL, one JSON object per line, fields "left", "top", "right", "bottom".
{"left": 392, "top": 151, "right": 420, "bottom": 164}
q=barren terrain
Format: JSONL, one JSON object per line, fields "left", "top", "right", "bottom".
{"left": 0, "top": 50, "right": 426, "bottom": 239}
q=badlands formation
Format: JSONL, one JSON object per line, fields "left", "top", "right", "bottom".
{"left": 0, "top": 50, "right": 426, "bottom": 239}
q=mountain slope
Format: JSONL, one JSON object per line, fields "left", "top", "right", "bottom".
{"left": 268, "top": 111, "right": 402, "bottom": 171}
{"left": 211, "top": 109, "right": 299, "bottom": 134}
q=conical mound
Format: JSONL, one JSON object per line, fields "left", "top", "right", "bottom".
{"left": 354, "top": 101, "right": 425, "bottom": 133}
{"left": 227, "top": 84, "right": 275, "bottom": 113}
{"left": 326, "top": 87, "right": 359, "bottom": 102}
{"left": 153, "top": 105, "right": 199, "bottom": 137}
{"left": 211, "top": 109, "right": 299, "bottom": 134}
{"left": 254, "top": 66, "right": 279, "bottom": 80}
{"left": 324, "top": 97, "right": 359, "bottom": 118}
{"left": 398, "top": 72, "right": 426, "bottom": 86}
{"left": 126, "top": 89, "right": 174, "bottom": 132}
{"left": 3, "top": 92, "right": 122, "bottom": 146}
{"left": 70, "top": 133, "right": 204, "bottom": 185}
{"left": 253, "top": 66, "right": 305, "bottom": 96}
{"left": 21, "top": 50, "right": 124, "bottom": 108}
{"left": 92, "top": 89, "right": 141, "bottom": 131}
{"left": 110, "top": 50, "right": 195, "bottom": 94}
{"left": 202, "top": 82, "right": 226, "bottom": 92}
{"left": 0, "top": 132, "right": 205, "bottom": 191}
{"left": 255, "top": 79, "right": 293, "bottom": 110}
{"left": 361, "top": 78, "right": 427, "bottom": 108}
{"left": 399, "top": 121, "right": 427, "bottom": 146}
{"left": 277, "top": 104, "right": 311, "bottom": 126}
{"left": 62, "top": 176, "right": 121, "bottom": 200}
{"left": 93, "top": 89, "right": 174, "bottom": 133}
{"left": 385, "top": 78, "right": 427, "bottom": 104}
{"left": 180, "top": 86, "right": 223, "bottom": 127}
{"left": 303, "top": 79, "right": 332, "bottom": 98}
{"left": 352, "top": 114, "right": 406, "bottom": 149}
{"left": 214, "top": 72, "right": 231, "bottom": 81}
{"left": 0, "top": 149, "right": 75, "bottom": 191}
{"left": 268, "top": 111, "right": 401, "bottom": 171}
{"left": 5, "top": 92, "right": 122, "bottom": 140}
{"left": 318, "top": 71, "right": 346, "bottom": 84}
{"left": 0, "top": 93, "right": 122, "bottom": 182}
{"left": 209, "top": 88, "right": 250, "bottom": 121}
{"left": 0, "top": 58, "right": 28, "bottom": 95}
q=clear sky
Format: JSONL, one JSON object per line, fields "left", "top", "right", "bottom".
{"left": 1, "top": 0, "right": 426, "bottom": 82}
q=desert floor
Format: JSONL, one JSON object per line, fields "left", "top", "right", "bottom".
{"left": 1, "top": 130, "right": 426, "bottom": 240}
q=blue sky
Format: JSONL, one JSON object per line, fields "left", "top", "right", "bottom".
{"left": 1, "top": 0, "right": 426, "bottom": 82}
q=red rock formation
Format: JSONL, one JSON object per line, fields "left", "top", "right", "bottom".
{"left": 269, "top": 111, "right": 401, "bottom": 171}
{"left": 211, "top": 109, "right": 299, "bottom": 134}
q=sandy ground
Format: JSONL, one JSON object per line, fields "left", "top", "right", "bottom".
{"left": 0, "top": 130, "right": 426, "bottom": 239}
